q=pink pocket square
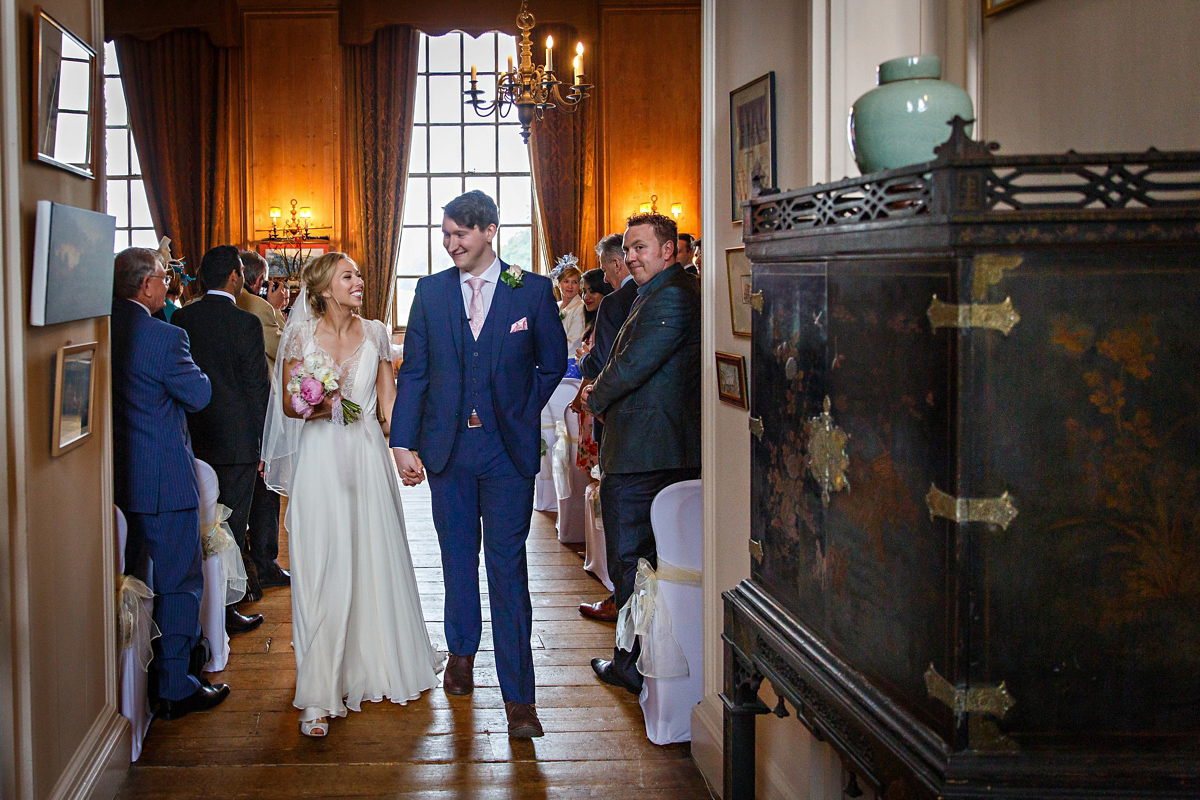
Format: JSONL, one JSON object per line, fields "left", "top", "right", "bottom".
{"left": 510, "top": 317, "right": 528, "bottom": 333}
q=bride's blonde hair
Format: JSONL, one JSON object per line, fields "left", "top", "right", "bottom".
{"left": 301, "top": 252, "right": 357, "bottom": 316}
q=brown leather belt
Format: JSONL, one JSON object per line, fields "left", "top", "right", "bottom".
{"left": 467, "top": 411, "right": 483, "bottom": 428}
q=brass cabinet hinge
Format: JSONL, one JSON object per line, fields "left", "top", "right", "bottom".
{"left": 927, "top": 295, "right": 1020, "bottom": 336}
{"left": 748, "top": 290, "right": 764, "bottom": 312}
{"left": 925, "top": 664, "right": 1015, "bottom": 718}
{"left": 926, "top": 485, "right": 1018, "bottom": 530}
{"left": 749, "top": 539, "right": 763, "bottom": 562}
{"left": 749, "top": 416, "right": 764, "bottom": 441}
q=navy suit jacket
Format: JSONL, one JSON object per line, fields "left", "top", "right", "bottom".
{"left": 111, "top": 297, "right": 212, "bottom": 514}
{"left": 391, "top": 263, "right": 567, "bottom": 478}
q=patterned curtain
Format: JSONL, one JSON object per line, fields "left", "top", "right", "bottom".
{"left": 342, "top": 25, "right": 420, "bottom": 325}
{"left": 114, "top": 30, "right": 232, "bottom": 277}
{"left": 529, "top": 23, "right": 597, "bottom": 270}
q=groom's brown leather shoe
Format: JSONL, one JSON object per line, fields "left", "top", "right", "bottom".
{"left": 505, "top": 702, "right": 544, "bottom": 738}
{"left": 443, "top": 653, "right": 475, "bottom": 695}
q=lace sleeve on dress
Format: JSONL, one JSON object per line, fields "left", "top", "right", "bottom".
{"left": 280, "top": 318, "right": 308, "bottom": 362}
{"left": 369, "top": 319, "right": 394, "bottom": 363}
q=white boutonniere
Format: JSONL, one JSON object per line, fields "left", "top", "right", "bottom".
{"left": 501, "top": 263, "right": 524, "bottom": 289}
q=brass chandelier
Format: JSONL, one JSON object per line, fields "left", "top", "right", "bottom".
{"left": 464, "top": 0, "right": 592, "bottom": 143}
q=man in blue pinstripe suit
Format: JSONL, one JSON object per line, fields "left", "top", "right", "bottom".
{"left": 112, "top": 247, "right": 230, "bottom": 719}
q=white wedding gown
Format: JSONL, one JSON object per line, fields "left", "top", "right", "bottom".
{"left": 282, "top": 317, "right": 442, "bottom": 721}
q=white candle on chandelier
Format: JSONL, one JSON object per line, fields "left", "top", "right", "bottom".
{"left": 575, "top": 42, "right": 584, "bottom": 84}
{"left": 545, "top": 35, "right": 553, "bottom": 71}
{"left": 471, "top": 64, "right": 477, "bottom": 83}
{"left": 508, "top": 55, "right": 514, "bottom": 74}
{"left": 573, "top": 55, "right": 581, "bottom": 85}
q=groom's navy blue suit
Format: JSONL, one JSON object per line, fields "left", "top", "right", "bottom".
{"left": 391, "top": 263, "right": 566, "bottom": 704}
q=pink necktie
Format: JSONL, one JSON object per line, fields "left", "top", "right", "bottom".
{"left": 467, "top": 277, "right": 486, "bottom": 339}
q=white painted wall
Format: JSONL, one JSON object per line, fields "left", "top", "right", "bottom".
{"left": 981, "top": 0, "right": 1200, "bottom": 153}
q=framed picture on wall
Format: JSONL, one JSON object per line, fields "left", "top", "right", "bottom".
{"left": 715, "top": 351, "right": 748, "bottom": 410}
{"left": 52, "top": 341, "right": 97, "bottom": 456}
{"left": 258, "top": 242, "right": 329, "bottom": 280}
{"left": 726, "top": 246, "right": 753, "bottom": 338}
{"left": 984, "top": 0, "right": 1036, "bottom": 15}
{"left": 730, "top": 72, "right": 776, "bottom": 223}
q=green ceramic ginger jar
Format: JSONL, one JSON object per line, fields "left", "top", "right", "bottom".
{"left": 848, "top": 55, "right": 973, "bottom": 174}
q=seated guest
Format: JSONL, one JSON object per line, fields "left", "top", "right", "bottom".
{"left": 575, "top": 234, "right": 640, "bottom": 623}
{"left": 163, "top": 270, "right": 183, "bottom": 321}
{"left": 111, "top": 246, "right": 229, "bottom": 719}
{"left": 582, "top": 213, "right": 701, "bottom": 694}
{"left": 235, "top": 250, "right": 291, "bottom": 590}
{"left": 554, "top": 259, "right": 586, "bottom": 360}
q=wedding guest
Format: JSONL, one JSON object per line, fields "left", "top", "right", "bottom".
{"left": 236, "top": 250, "right": 290, "bottom": 590}
{"left": 575, "top": 234, "right": 640, "bottom": 624}
{"left": 172, "top": 245, "right": 270, "bottom": 633}
{"left": 555, "top": 263, "right": 586, "bottom": 357}
{"left": 162, "top": 270, "right": 183, "bottom": 321}
{"left": 677, "top": 233, "right": 698, "bottom": 274}
{"left": 690, "top": 238, "right": 702, "bottom": 275}
{"left": 573, "top": 269, "right": 614, "bottom": 477}
{"left": 583, "top": 213, "right": 701, "bottom": 694}
{"left": 111, "top": 246, "right": 229, "bottom": 719}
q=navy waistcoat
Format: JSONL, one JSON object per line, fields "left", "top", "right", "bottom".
{"left": 460, "top": 304, "right": 499, "bottom": 432}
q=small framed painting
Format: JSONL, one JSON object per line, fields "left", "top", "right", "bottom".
{"left": 984, "top": 0, "right": 1036, "bottom": 15}
{"left": 730, "top": 72, "right": 776, "bottom": 222}
{"left": 715, "top": 351, "right": 748, "bottom": 410}
{"left": 52, "top": 341, "right": 97, "bottom": 456}
{"left": 726, "top": 247, "right": 753, "bottom": 338}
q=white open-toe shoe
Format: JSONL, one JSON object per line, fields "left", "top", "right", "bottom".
{"left": 300, "top": 717, "right": 329, "bottom": 737}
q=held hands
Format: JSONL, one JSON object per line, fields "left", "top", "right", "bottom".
{"left": 393, "top": 448, "right": 426, "bottom": 486}
{"left": 574, "top": 338, "right": 593, "bottom": 361}
{"left": 267, "top": 280, "right": 289, "bottom": 311}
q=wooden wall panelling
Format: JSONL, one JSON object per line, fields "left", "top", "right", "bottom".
{"left": 244, "top": 11, "right": 341, "bottom": 249}
{"left": 599, "top": 4, "right": 701, "bottom": 238}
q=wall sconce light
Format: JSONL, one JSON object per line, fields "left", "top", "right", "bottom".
{"left": 299, "top": 207, "right": 312, "bottom": 220}
{"left": 636, "top": 194, "right": 683, "bottom": 218}
{"left": 269, "top": 207, "right": 281, "bottom": 221}
{"left": 264, "top": 198, "right": 329, "bottom": 243}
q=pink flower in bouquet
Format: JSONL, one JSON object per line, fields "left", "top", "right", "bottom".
{"left": 289, "top": 361, "right": 303, "bottom": 378}
{"left": 290, "top": 393, "right": 313, "bottom": 418}
{"left": 300, "top": 376, "right": 325, "bottom": 406}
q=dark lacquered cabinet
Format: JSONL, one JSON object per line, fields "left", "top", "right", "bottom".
{"left": 722, "top": 127, "right": 1200, "bottom": 799}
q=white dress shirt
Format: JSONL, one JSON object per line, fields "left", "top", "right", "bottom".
{"left": 459, "top": 257, "right": 502, "bottom": 327}
{"left": 131, "top": 299, "right": 152, "bottom": 315}
{"left": 207, "top": 290, "right": 237, "bottom": 303}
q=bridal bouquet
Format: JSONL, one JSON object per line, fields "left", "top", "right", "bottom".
{"left": 287, "top": 352, "right": 361, "bottom": 424}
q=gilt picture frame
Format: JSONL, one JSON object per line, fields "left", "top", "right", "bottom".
{"left": 730, "top": 72, "right": 776, "bottom": 223}
{"left": 984, "top": 0, "right": 1036, "bottom": 15}
{"left": 716, "top": 351, "right": 748, "bottom": 410}
{"left": 52, "top": 341, "right": 97, "bottom": 456}
{"left": 726, "top": 246, "right": 753, "bottom": 338}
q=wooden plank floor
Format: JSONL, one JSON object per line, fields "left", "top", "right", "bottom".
{"left": 115, "top": 483, "right": 716, "bottom": 799}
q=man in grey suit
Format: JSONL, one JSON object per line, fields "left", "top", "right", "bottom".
{"left": 582, "top": 213, "right": 702, "bottom": 694}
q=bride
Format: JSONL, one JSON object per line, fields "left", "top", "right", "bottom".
{"left": 262, "top": 252, "right": 441, "bottom": 737}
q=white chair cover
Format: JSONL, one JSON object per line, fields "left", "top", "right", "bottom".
{"left": 552, "top": 398, "right": 590, "bottom": 546}
{"left": 582, "top": 481, "right": 613, "bottom": 590}
{"left": 195, "top": 460, "right": 232, "bottom": 673}
{"left": 639, "top": 479, "right": 704, "bottom": 745}
{"left": 116, "top": 506, "right": 155, "bottom": 762}
{"left": 535, "top": 394, "right": 560, "bottom": 512}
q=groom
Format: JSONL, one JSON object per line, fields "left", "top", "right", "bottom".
{"left": 391, "top": 190, "right": 566, "bottom": 738}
